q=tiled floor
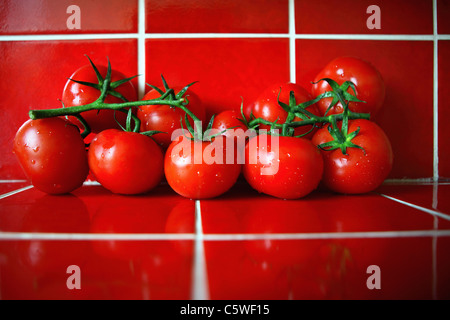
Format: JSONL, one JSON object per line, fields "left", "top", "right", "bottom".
{"left": 0, "top": 180, "right": 449, "bottom": 300}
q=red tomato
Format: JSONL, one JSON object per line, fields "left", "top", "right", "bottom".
{"left": 252, "top": 83, "right": 320, "bottom": 139}
{"left": 211, "top": 109, "right": 247, "bottom": 138}
{"left": 13, "top": 118, "right": 89, "bottom": 194}
{"left": 62, "top": 64, "right": 137, "bottom": 133}
{"left": 243, "top": 134, "right": 323, "bottom": 199}
{"left": 312, "top": 56, "right": 385, "bottom": 116}
{"left": 312, "top": 119, "right": 393, "bottom": 194}
{"left": 88, "top": 129, "right": 164, "bottom": 195}
{"left": 137, "top": 87, "right": 206, "bottom": 150}
{"left": 164, "top": 135, "right": 241, "bottom": 199}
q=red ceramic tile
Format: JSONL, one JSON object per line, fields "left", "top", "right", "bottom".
{"left": 0, "top": 184, "right": 196, "bottom": 233}
{"left": 296, "top": 39, "right": 434, "bottom": 179}
{"left": 0, "top": 239, "right": 193, "bottom": 299}
{"left": 0, "top": 181, "right": 30, "bottom": 195}
{"left": 437, "top": 0, "right": 450, "bottom": 34}
{"left": 437, "top": 237, "right": 450, "bottom": 299}
{"left": 0, "top": 40, "right": 138, "bottom": 180}
{"left": 200, "top": 182, "right": 449, "bottom": 234}
{"left": 295, "top": 0, "right": 433, "bottom": 34}
{"left": 146, "top": 0, "right": 288, "bottom": 34}
{"left": 377, "top": 183, "right": 450, "bottom": 217}
{"left": 145, "top": 38, "right": 290, "bottom": 119}
{"left": 438, "top": 40, "right": 450, "bottom": 178}
{"left": 0, "top": 0, "right": 137, "bottom": 35}
{"left": 205, "top": 236, "right": 450, "bottom": 299}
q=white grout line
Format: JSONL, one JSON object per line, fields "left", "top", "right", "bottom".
{"left": 1, "top": 33, "right": 449, "bottom": 42}
{"left": 137, "top": 0, "right": 146, "bottom": 99}
{"left": 433, "top": 0, "right": 439, "bottom": 181}
{"left": 378, "top": 193, "right": 450, "bottom": 221}
{"left": 288, "top": 0, "right": 296, "bottom": 83}
{"left": 190, "top": 200, "right": 210, "bottom": 300}
{"left": 1, "top": 229, "right": 450, "bottom": 241}
{"left": 0, "top": 232, "right": 196, "bottom": 240}
{"left": 0, "top": 185, "right": 33, "bottom": 200}
{"left": 0, "top": 33, "right": 139, "bottom": 41}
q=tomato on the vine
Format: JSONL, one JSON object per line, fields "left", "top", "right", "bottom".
{"left": 252, "top": 83, "right": 320, "bottom": 139}
{"left": 13, "top": 118, "right": 89, "bottom": 194}
{"left": 164, "top": 134, "right": 241, "bottom": 199}
{"left": 62, "top": 64, "right": 137, "bottom": 133}
{"left": 243, "top": 134, "right": 323, "bottom": 199}
{"left": 312, "top": 57, "right": 385, "bottom": 116}
{"left": 312, "top": 119, "right": 393, "bottom": 194}
{"left": 137, "top": 87, "right": 206, "bottom": 150}
{"left": 88, "top": 129, "right": 164, "bottom": 195}
{"left": 211, "top": 109, "right": 247, "bottom": 138}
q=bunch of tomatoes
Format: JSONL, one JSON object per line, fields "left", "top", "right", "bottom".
{"left": 13, "top": 56, "right": 393, "bottom": 200}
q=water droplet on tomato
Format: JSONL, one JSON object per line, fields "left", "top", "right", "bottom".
{"left": 32, "top": 146, "right": 39, "bottom": 152}
{"left": 31, "top": 160, "right": 35, "bottom": 165}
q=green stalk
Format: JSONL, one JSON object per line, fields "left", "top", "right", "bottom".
{"left": 28, "top": 97, "right": 186, "bottom": 120}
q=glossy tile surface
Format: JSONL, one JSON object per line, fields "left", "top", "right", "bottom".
{"left": 296, "top": 39, "right": 434, "bottom": 179}
{"left": 1, "top": 182, "right": 450, "bottom": 300}
{"left": 438, "top": 40, "right": 450, "bottom": 178}
{"left": 145, "top": 38, "right": 290, "bottom": 119}
{"left": 146, "top": 0, "right": 288, "bottom": 34}
{"left": 0, "top": 0, "right": 137, "bottom": 34}
{"left": 377, "top": 183, "right": 450, "bottom": 216}
{"left": 437, "top": 0, "right": 450, "bottom": 34}
{"left": 0, "top": 239, "right": 193, "bottom": 299}
{"left": 295, "top": 0, "right": 433, "bottom": 35}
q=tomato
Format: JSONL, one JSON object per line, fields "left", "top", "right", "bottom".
{"left": 243, "top": 134, "right": 323, "bottom": 199}
{"left": 312, "top": 56, "right": 385, "bottom": 116}
{"left": 252, "top": 82, "right": 320, "bottom": 139}
{"left": 88, "top": 129, "right": 164, "bottom": 195}
{"left": 13, "top": 118, "right": 89, "bottom": 194}
{"left": 211, "top": 109, "right": 247, "bottom": 138}
{"left": 62, "top": 64, "right": 137, "bottom": 133}
{"left": 137, "top": 87, "right": 206, "bottom": 150}
{"left": 312, "top": 119, "right": 393, "bottom": 194}
{"left": 164, "top": 135, "right": 241, "bottom": 199}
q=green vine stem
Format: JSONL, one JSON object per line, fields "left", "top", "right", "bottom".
{"left": 247, "top": 110, "right": 370, "bottom": 132}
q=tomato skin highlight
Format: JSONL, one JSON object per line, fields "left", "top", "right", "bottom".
{"left": 243, "top": 135, "right": 323, "bottom": 199}
{"left": 164, "top": 135, "right": 241, "bottom": 199}
{"left": 62, "top": 64, "right": 137, "bottom": 133}
{"left": 88, "top": 129, "right": 164, "bottom": 195}
{"left": 13, "top": 118, "right": 89, "bottom": 194}
{"left": 312, "top": 56, "right": 385, "bottom": 116}
{"left": 312, "top": 119, "right": 393, "bottom": 194}
{"left": 137, "top": 88, "right": 206, "bottom": 150}
{"left": 252, "top": 82, "right": 320, "bottom": 139}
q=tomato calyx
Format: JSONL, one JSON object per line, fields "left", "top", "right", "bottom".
{"left": 68, "top": 55, "right": 138, "bottom": 103}
{"left": 310, "top": 78, "right": 370, "bottom": 155}
{"left": 311, "top": 78, "right": 365, "bottom": 116}
{"left": 317, "top": 116, "right": 366, "bottom": 156}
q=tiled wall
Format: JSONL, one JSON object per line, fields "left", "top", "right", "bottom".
{"left": 0, "top": 0, "right": 449, "bottom": 181}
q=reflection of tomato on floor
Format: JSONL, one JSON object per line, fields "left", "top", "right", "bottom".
{"left": 90, "top": 194, "right": 172, "bottom": 261}
{"left": 17, "top": 194, "right": 90, "bottom": 277}
{"left": 241, "top": 200, "right": 324, "bottom": 269}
